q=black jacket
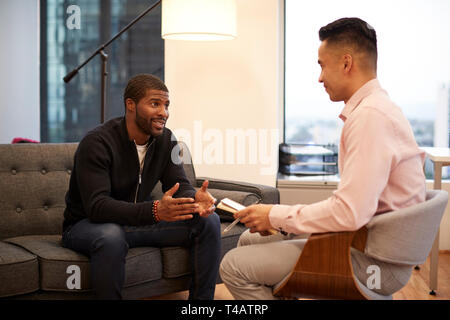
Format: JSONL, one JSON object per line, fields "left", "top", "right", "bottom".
{"left": 63, "top": 117, "right": 196, "bottom": 231}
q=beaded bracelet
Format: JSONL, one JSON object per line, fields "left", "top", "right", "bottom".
{"left": 152, "top": 200, "right": 160, "bottom": 222}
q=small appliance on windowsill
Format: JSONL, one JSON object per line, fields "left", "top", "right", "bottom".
{"left": 279, "top": 143, "right": 338, "bottom": 176}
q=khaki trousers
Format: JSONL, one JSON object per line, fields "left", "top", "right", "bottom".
{"left": 219, "top": 229, "right": 309, "bottom": 300}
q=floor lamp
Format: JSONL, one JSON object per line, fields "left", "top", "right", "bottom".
{"left": 63, "top": 0, "right": 237, "bottom": 123}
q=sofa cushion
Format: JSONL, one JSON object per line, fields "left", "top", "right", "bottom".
{"left": 0, "top": 241, "right": 39, "bottom": 297}
{"left": 161, "top": 246, "right": 190, "bottom": 278}
{"left": 161, "top": 223, "right": 247, "bottom": 278}
{"left": 4, "top": 235, "right": 163, "bottom": 292}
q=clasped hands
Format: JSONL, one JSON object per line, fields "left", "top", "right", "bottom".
{"left": 156, "top": 180, "right": 216, "bottom": 222}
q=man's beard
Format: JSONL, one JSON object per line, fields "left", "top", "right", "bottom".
{"left": 135, "top": 107, "right": 165, "bottom": 137}
{"left": 135, "top": 107, "right": 153, "bottom": 136}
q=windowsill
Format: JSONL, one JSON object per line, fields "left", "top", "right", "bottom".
{"left": 278, "top": 172, "right": 450, "bottom": 188}
{"left": 277, "top": 173, "right": 340, "bottom": 187}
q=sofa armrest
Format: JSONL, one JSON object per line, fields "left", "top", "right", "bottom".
{"left": 196, "top": 177, "right": 280, "bottom": 204}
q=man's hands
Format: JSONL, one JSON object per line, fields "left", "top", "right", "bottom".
{"left": 195, "top": 180, "right": 216, "bottom": 217}
{"left": 235, "top": 204, "right": 274, "bottom": 235}
{"left": 157, "top": 183, "right": 199, "bottom": 221}
{"left": 156, "top": 181, "right": 216, "bottom": 222}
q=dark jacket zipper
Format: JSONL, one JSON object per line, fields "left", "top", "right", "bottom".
{"left": 134, "top": 139, "right": 155, "bottom": 203}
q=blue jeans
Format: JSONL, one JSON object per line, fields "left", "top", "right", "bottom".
{"left": 61, "top": 213, "right": 221, "bottom": 300}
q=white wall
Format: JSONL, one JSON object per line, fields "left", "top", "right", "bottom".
{"left": 0, "top": 0, "right": 40, "bottom": 143}
{"left": 164, "top": 0, "right": 283, "bottom": 187}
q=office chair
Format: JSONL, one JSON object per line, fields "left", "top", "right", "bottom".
{"left": 273, "top": 190, "right": 448, "bottom": 300}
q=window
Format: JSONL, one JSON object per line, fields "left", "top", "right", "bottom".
{"left": 40, "top": 0, "right": 164, "bottom": 142}
{"left": 284, "top": 0, "right": 450, "bottom": 178}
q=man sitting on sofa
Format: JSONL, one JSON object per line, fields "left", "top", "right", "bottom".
{"left": 62, "top": 74, "right": 221, "bottom": 300}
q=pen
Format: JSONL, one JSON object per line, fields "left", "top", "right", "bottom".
{"left": 222, "top": 217, "right": 241, "bottom": 234}
{"left": 221, "top": 199, "right": 262, "bottom": 235}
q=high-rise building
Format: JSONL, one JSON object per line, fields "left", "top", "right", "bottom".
{"left": 428, "top": 82, "right": 450, "bottom": 178}
{"left": 40, "top": 0, "right": 164, "bottom": 142}
{"left": 434, "top": 83, "right": 449, "bottom": 148}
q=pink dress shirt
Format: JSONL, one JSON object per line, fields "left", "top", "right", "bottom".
{"left": 270, "top": 79, "right": 426, "bottom": 234}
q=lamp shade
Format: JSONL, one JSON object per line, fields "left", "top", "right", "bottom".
{"left": 161, "top": 0, "right": 237, "bottom": 40}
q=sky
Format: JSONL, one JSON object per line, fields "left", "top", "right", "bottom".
{"left": 285, "top": 0, "right": 450, "bottom": 121}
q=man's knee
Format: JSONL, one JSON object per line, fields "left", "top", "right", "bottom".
{"left": 238, "top": 229, "right": 288, "bottom": 247}
{"left": 238, "top": 229, "right": 266, "bottom": 246}
{"left": 91, "top": 223, "right": 128, "bottom": 258}
{"left": 206, "top": 212, "right": 221, "bottom": 229}
{"left": 237, "top": 229, "right": 253, "bottom": 247}
{"left": 195, "top": 212, "right": 221, "bottom": 237}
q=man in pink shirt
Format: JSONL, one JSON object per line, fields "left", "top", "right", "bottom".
{"left": 220, "top": 17, "right": 426, "bottom": 299}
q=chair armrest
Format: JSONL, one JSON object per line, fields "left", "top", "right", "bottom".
{"left": 273, "top": 227, "right": 368, "bottom": 299}
{"left": 196, "top": 177, "right": 280, "bottom": 204}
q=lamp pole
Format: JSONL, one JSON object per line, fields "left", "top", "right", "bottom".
{"left": 63, "top": 0, "right": 162, "bottom": 123}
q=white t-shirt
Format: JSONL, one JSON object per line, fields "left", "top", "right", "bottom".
{"left": 135, "top": 142, "right": 148, "bottom": 173}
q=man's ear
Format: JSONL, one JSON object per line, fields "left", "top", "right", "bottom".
{"left": 342, "top": 54, "right": 353, "bottom": 74}
{"left": 125, "top": 98, "right": 135, "bottom": 113}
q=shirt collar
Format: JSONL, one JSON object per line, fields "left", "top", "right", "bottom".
{"left": 339, "top": 78, "right": 381, "bottom": 122}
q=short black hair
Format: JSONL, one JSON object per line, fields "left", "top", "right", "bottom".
{"left": 123, "top": 74, "right": 168, "bottom": 110}
{"left": 319, "top": 17, "right": 377, "bottom": 70}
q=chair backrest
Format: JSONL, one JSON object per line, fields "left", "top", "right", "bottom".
{"left": 364, "top": 189, "right": 448, "bottom": 266}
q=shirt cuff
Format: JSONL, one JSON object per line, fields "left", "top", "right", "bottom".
{"left": 269, "top": 204, "right": 306, "bottom": 234}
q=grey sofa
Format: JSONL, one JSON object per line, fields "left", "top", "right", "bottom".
{"left": 0, "top": 142, "right": 279, "bottom": 299}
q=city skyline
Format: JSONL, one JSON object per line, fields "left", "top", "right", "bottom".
{"left": 285, "top": 0, "right": 450, "bottom": 124}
